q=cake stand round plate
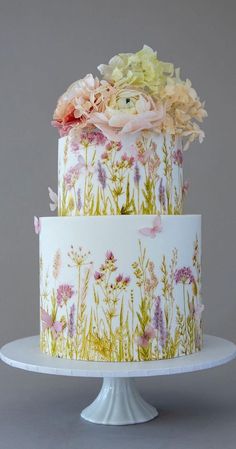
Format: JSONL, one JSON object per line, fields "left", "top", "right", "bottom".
{"left": 1, "top": 335, "right": 236, "bottom": 425}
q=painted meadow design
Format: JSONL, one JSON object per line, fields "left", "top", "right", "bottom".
{"left": 40, "top": 236, "right": 203, "bottom": 362}
{"left": 58, "top": 130, "right": 184, "bottom": 216}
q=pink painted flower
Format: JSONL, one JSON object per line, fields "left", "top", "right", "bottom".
{"left": 123, "top": 276, "right": 131, "bottom": 286}
{"left": 174, "top": 267, "right": 195, "bottom": 284}
{"left": 129, "top": 143, "right": 152, "bottom": 166}
{"left": 52, "top": 74, "right": 113, "bottom": 136}
{"left": 105, "top": 250, "right": 116, "bottom": 262}
{"left": 101, "top": 152, "right": 109, "bottom": 160}
{"left": 105, "top": 141, "right": 122, "bottom": 152}
{"left": 94, "top": 271, "right": 103, "bottom": 281}
{"left": 80, "top": 129, "right": 107, "bottom": 146}
{"left": 172, "top": 149, "right": 183, "bottom": 167}
{"left": 115, "top": 274, "right": 123, "bottom": 283}
{"left": 121, "top": 152, "right": 135, "bottom": 167}
{"left": 56, "top": 284, "right": 74, "bottom": 307}
{"left": 41, "top": 307, "right": 63, "bottom": 339}
{"left": 64, "top": 158, "right": 85, "bottom": 190}
{"left": 137, "top": 325, "right": 156, "bottom": 348}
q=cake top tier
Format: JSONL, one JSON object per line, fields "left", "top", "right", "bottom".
{"left": 52, "top": 45, "right": 207, "bottom": 151}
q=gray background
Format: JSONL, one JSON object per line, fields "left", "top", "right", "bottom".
{"left": 0, "top": 0, "right": 236, "bottom": 448}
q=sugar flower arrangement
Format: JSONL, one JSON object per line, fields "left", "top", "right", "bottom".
{"left": 52, "top": 45, "right": 207, "bottom": 150}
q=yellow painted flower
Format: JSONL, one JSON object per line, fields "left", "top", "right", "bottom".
{"left": 98, "top": 45, "right": 173, "bottom": 96}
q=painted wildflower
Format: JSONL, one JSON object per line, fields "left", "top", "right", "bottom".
{"left": 152, "top": 296, "right": 167, "bottom": 348}
{"left": 97, "top": 161, "right": 107, "bottom": 189}
{"left": 68, "top": 303, "right": 76, "bottom": 338}
{"left": 56, "top": 284, "right": 74, "bottom": 307}
{"left": 172, "top": 149, "right": 183, "bottom": 167}
{"left": 174, "top": 267, "right": 195, "bottom": 284}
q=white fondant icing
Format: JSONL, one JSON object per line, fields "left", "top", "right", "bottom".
{"left": 39, "top": 215, "right": 202, "bottom": 362}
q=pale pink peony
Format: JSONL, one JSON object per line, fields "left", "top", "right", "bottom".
{"left": 89, "top": 89, "right": 165, "bottom": 140}
{"left": 52, "top": 74, "right": 113, "bottom": 136}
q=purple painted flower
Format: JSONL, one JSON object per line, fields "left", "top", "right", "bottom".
{"left": 68, "top": 303, "right": 76, "bottom": 338}
{"left": 173, "top": 149, "right": 183, "bottom": 167}
{"left": 57, "top": 284, "right": 74, "bottom": 307}
{"left": 97, "top": 161, "right": 107, "bottom": 189}
{"left": 158, "top": 178, "right": 166, "bottom": 209}
{"left": 134, "top": 163, "right": 141, "bottom": 186}
{"left": 174, "top": 267, "right": 195, "bottom": 284}
{"left": 77, "top": 188, "right": 82, "bottom": 211}
{"left": 152, "top": 296, "right": 167, "bottom": 348}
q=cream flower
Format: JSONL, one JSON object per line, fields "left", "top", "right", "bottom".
{"left": 98, "top": 45, "right": 174, "bottom": 97}
{"left": 161, "top": 77, "right": 207, "bottom": 149}
{"left": 89, "top": 88, "right": 165, "bottom": 140}
{"left": 52, "top": 74, "right": 113, "bottom": 136}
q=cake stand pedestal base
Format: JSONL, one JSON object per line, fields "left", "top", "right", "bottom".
{"left": 1, "top": 335, "right": 236, "bottom": 426}
{"left": 81, "top": 377, "right": 158, "bottom": 425}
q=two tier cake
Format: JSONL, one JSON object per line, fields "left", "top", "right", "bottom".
{"left": 37, "top": 45, "right": 207, "bottom": 362}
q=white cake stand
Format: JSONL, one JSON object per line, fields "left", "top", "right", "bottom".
{"left": 1, "top": 335, "right": 236, "bottom": 425}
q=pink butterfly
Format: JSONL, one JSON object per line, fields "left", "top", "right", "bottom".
{"left": 136, "top": 325, "right": 156, "bottom": 348}
{"left": 48, "top": 187, "right": 58, "bottom": 212}
{"left": 182, "top": 180, "right": 190, "bottom": 197}
{"left": 41, "top": 307, "right": 63, "bottom": 339}
{"left": 139, "top": 215, "right": 162, "bottom": 238}
{"left": 34, "top": 216, "right": 41, "bottom": 234}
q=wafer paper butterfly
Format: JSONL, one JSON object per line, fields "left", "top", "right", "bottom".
{"left": 139, "top": 215, "right": 162, "bottom": 238}
{"left": 48, "top": 187, "right": 58, "bottom": 212}
{"left": 34, "top": 216, "right": 41, "bottom": 234}
{"left": 136, "top": 325, "right": 156, "bottom": 348}
{"left": 40, "top": 307, "right": 62, "bottom": 338}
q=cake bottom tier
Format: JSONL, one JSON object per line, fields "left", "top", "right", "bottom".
{"left": 39, "top": 215, "right": 203, "bottom": 362}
